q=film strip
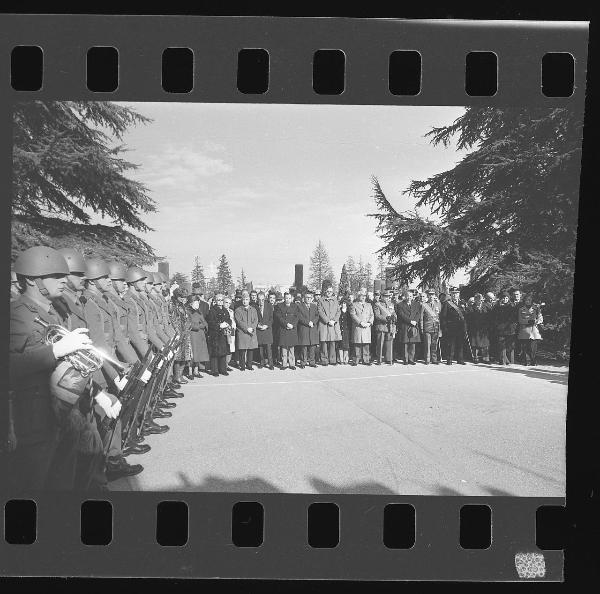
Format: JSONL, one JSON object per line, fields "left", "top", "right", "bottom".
{"left": 0, "top": 15, "right": 587, "bottom": 581}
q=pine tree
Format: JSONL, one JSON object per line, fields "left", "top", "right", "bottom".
{"left": 237, "top": 268, "right": 249, "bottom": 290}
{"left": 308, "top": 240, "right": 335, "bottom": 291}
{"left": 377, "top": 254, "right": 387, "bottom": 283}
{"left": 191, "top": 257, "right": 207, "bottom": 292}
{"left": 369, "top": 107, "right": 583, "bottom": 350}
{"left": 216, "top": 254, "right": 234, "bottom": 295}
{"left": 12, "top": 100, "right": 156, "bottom": 263}
{"left": 207, "top": 276, "right": 219, "bottom": 297}
{"left": 363, "top": 262, "right": 373, "bottom": 291}
{"left": 338, "top": 264, "right": 350, "bottom": 297}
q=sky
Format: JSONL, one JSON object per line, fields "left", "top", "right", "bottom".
{"left": 112, "top": 102, "right": 467, "bottom": 287}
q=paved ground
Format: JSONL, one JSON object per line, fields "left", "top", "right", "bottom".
{"left": 111, "top": 361, "right": 567, "bottom": 496}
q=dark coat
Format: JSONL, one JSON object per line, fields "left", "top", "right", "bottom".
{"left": 234, "top": 305, "right": 259, "bottom": 350}
{"left": 373, "top": 301, "right": 396, "bottom": 334}
{"left": 206, "top": 305, "right": 232, "bottom": 357}
{"left": 338, "top": 307, "right": 352, "bottom": 349}
{"left": 256, "top": 301, "right": 274, "bottom": 345}
{"left": 421, "top": 301, "right": 441, "bottom": 334}
{"left": 396, "top": 301, "right": 423, "bottom": 343}
{"left": 440, "top": 300, "right": 466, "bottom": 335}
{"left": 188, "top": 309, "right": 210, "bottom": 362}
{"left": 466, "top": 303, "right": 491, "bottom": 347}
{"left": 297, "top": 302, "right": 320, "bottom": 345}
{"left": 275, "top": 303, "right": 299, "bottom": 347}
{"left": 492, "top": 302, "right": 518, "bottom": 336}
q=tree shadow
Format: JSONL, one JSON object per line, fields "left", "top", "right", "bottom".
{"left": 309, "top": 477, "right": 398, "bottom": 495}
{"left": 175, "top": 472, "right": 284, "bottom": 492}
{"left": 482, "top": 485, "right": 518, "bottom": 496}
{"left": 486, "top": 364, "right": 569, "bottom": 386}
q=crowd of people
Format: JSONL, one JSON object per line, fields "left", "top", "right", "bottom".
{"left": 172, "top": 279, "right": 544, "bottom": 376}
{"left": 5, "top": 244, "right": 544, "bottom": 493}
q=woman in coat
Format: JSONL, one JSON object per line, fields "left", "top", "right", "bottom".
{"left": 337, "top": 299, "right": 352, "bottom": 364}
{"left": 187, "top": 295, "right": 209, "bottom": 377}
{"left": 256, "top": 291, "right": 274, "bottom": 369}
{"left": 170, "top": 288, "right": 193, "bottom": 382}
{"left": 234, "top": 293, "right": 259, "bottom": 371}
{"left": 517, "top": 294, "right": 543, "bottom": 366}
{"left": 465, "top": 293, "right": 492, "bottom": 363}
{"left": 296, "top": 290, "right": 320, "bottom": 368}
{"left": 206, "top": 294, "right": 233, "bottom": 376}
{"left": 223, "top": 296, "right": 236, "bottom": 367}
{"left": 349, "top": 289, "right": 374, "bottom": 365}
{"left": 395, "top": 290, "right": 423, "bottom": 365}
{"left": 275, "top": 292, "right": 299, "bottom": 370}
{"left": 492, "top": 290, "right": 517, "bottom": 365}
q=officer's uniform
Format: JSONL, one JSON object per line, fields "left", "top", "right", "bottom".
{"left": 105, "top": 290, "right": 140, "bottom": 364}
{"left": 123, "top": 287, "right": 150, "bottom": 358}
{"left": 8, "top": 294, "right": 62, "bottom": 490}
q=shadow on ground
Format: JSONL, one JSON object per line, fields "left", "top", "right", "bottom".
{"left": 486, "top": 364, "right": 569, "bottom": 386}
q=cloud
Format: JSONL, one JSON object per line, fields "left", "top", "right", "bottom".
{"left": 136, "top": 144, "right": 233, "bottom": 193}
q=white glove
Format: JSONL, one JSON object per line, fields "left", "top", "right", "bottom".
{"left": 110, "top": 400, "right": 122, "bottom": 418}
{"left": 52, "top": 328, "right": 92, "bottom": 358}
{"left": 95, "top": 391, "right": 117, "bottom": 419}
{"left": 248, "top": 327, "right": 254, "bottom": 333}
{"left": 286, "top": 323, "right": 293, "bottom": 330}
{"left": 113, "top": 375, "right": 128, "bottom": 392}
{"left": 308, "top": 321, "right": 314, "bottom": 327}
{"left": 411, "top": 321, "right": 417, "bottom": 326}
{"left": 219, "top": 322, "right": 229, "bottom": 329}
{"left": 328, "top": 320, "right": 335, "bottom": 326}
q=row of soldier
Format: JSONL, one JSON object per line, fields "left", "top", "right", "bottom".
{"left": 176, "top": 280, "right": 543, "bottom": 374}
{"left": 6, "top": 246, "right": 187, "bottom": 492}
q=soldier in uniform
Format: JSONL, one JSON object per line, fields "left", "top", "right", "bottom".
{"left": 373, "top": 290, "right": 396, "bottom": 365}
{"left": 8, "top": 246, "right": 93, "bottom": 491}
{"left": 10, "top": 269, "right": 20, "bottom": 301}
{"left": 83, "top": 258, "right": 144, "bottom": 482}
{"left": 124, "top": 266, "right": 174, "bottom": 438}
{"left": 421, "top": 289, "right": 441, "bottom": 364}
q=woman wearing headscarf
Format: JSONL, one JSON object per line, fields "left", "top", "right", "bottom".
{"left": 206, "top": 293, "right": 233, "bottom": 376}
{"left": 187, "top": 294, "right": 209, "bottom": 377}
{"left": 170, "top": 287, "right": 194, "bottom": 383}
{"left": 517, "top": 293, "right": 543, "bottom": 366}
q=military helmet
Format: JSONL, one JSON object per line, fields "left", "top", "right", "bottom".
{"left": 14, "top": 246, "right": 69, "bottom": 277}
{"left": 85, "top": 258, "right": 110, "bottom": 281}
{"left": 11, "top": 270, "right": 17, "bottom": 282}
{"left": 155, "top": 271, "right": 166, "bottom": 283}
{"left": 126, "top": 266, "right": 147, "bottom": 284}
{"left": 144, "top": 271, "right": 155, "bottom": 284}
{"left": 107, "top": 260, "right": 127, "bottom": 280}
{"left": 57, "top": 247, "right": 86, "bottom": 274}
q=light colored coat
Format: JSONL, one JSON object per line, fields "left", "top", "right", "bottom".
{"left": 349, "top": 300, "right": 374, "bottom": 343}
{"left": 517, "top": 305, "right": 543, "bottom": 340}
{"left": 317, "top": 296, "right": 341, "bottom": 341}
{"left": 234, "top": 305, "right": 259, "bottom": 350}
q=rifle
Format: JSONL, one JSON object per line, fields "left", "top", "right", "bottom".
{"left": 100, "top": 347, "right": 155, "bottom": 444}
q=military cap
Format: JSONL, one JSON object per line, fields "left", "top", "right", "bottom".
{"left": 57, "top": 247, "right": 86, "bottom": 274}
{"left": 275, "top": 291, "right": 283, "bottom": 300}
{"left": 383, "top": 290, "right": 393, "bottom": 297}
{"left": 450, "top": 286, "right": 461, "bottom": 293}
{"left": 126, "top": 266, "right": 147, "bottom": 284}
{"left": 107, "top": 260, "right": 127, "bottom": 280}
{"left": 14, "top": 246, "right": 69, "bottom": 277}
{"left": 426, "top": 288, "right": 436, "bottom": 294}
{"left": 85, "top": 258, "right": 110, "bottom": 280}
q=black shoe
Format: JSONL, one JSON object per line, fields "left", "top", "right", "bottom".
{"left": 220, "top": 371, "right": 229, "bottom": 376}
{"left": 158, "top": 399, "right": 176, "bottom": 409}
{"left": 163, "top": 389, "right": 184, "bottom": 399}
{"left": 131, "top": 434, "right": 145, "bottom": 444}
{"left": 409, "top": 361, "right": 416, "bottom": 365}
{"left": 153, "top": 409, "right": 172, "bottom": 419}
{"left": 143, "top": 423, "right": 169, "bottom": 435}
{"left": 171, "top": 381, "right": 182, "bottom": 389}
{"left": 349, "top": 361, "right": 357, "bottom": 366}
{"left": 247, "top": 367, "right": 254, "bottom": 371}
{"left": 298, "top": 363, "right": 305, "bottom": 369}
{"left": 374, "top": 361, "right": 381, "bottom": 365}
{"left": 106, "top": 457, "right": 144, "bottom": 481}
{"left": 309, "top": 363, "right": 317, "bottom": 368}
{"left": 239, "top": 367, "right": 245, "bottom": 371}
{"left": 123, "top": 443, "right": 151, "bottom": 457}
{"left": 366, "top": 362, "right": 372, "bottom": 366}
{"left": 280, "top": 366, "right": 287, "bottom": 370}
{"left": 290, "top": 366, "right": 296, "bottom": 370}
{"left": 433, "top": 361, "right": 439, "bottom": 365}
{"left": 424, "top": 361, "right": 429, "bottom": 365}
{"left": 457, "top": 361, "right": 466, "bottom": 365}
{"left": 446, "top": 361, "right": 452, "bottom": 365}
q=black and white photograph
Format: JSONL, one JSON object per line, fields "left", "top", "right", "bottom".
{"left": 6, "top": 99, "right": 580, "bottom": 497}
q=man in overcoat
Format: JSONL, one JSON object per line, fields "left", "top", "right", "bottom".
{"left": 395, "top": 290, "right": 423, "bottom": 365}
{"left": 440, "top": 291, "right": 467, "bottom": 365}
{"left": 317, "top": 280, "right": 341, "bottom": 365}
{"left": 234, "top": 292, "right": 259, "bottom": 371}
{"left": 373, "top": 290, "right": 396, "bottom": 364}
{"left": 256, "top": 291, "right": 274, "bottom": 369}
{"left": 206, "top": 294, "right": 233, "bottom": 376}
{"left": 421, "top": 289, "right": 441, "bottom": 364}
{"left": 349, "top": 288, "right": 374, "bottom": 365}
{"left": 297, "top": 290, "right": 320, "bottom": 368}
{"left": 275, "top": 292, "right": 299, "bottom": 369}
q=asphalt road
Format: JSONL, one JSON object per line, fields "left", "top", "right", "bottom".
{"left": 111, "top": 361, "right": 567, "bottom": 496}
